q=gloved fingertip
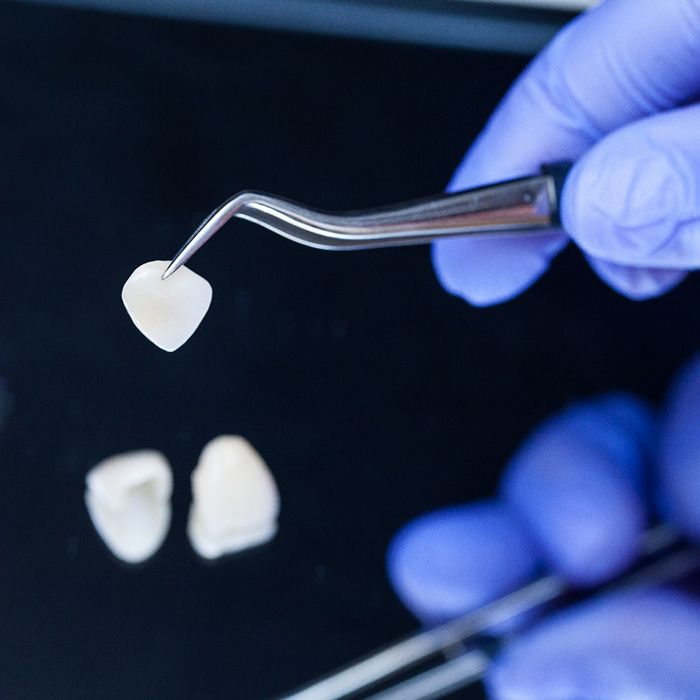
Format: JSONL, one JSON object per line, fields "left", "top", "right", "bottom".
{"left": 501, "top": 396, "right": 650, "bottom": 586}
{"left": 387, "top": 501, "right": 538, "bottom": 625}
{"left": 587, "top": 257, "right": 687, "bottom": 301}
{"left": 485, "top": 589, "right": 700, "bottom": 700}
{"left": 431, "top": 234, "right": 567, "bottom": 308}
{"left": 561, "top": 106, "right": 700, "bottom": 270}
{"left": 445, "top": 158, "right": 480, "bottom": 194}
{"left": 579, "top": 393, "right": 657, "bottom": 495}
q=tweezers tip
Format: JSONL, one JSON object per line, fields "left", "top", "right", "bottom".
{"left": 161, "top": 260, "right": 178, "bottom": 280}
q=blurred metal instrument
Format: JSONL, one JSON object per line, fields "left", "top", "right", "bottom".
{"left": 278, "top": 524, "right": 699, "bottom": 700}
{"left": 161, "top": 164, "right": 571, "bottom": 279}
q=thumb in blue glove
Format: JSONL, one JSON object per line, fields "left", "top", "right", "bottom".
{"left": 437, "top": 0, "right": 700, "bottom": 305}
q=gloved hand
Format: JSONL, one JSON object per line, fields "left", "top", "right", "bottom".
{"left": 437, "top": 0, "right": 700, "bottom": 305}
{"left": 387, "top": 354, "right": 700, "bottom": 699}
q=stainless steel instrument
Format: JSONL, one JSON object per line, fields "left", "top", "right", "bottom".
{"left": 279, "top": 525, "right": 698, "bottom": 700}
{"left": 161, "top": 164, "right": 571, "bottom": 279}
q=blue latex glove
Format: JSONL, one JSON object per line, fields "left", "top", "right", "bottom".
{"left": 436, "top": 0, "right": 700, "bottom": 305}
{"left": 387, "top": 356, "right": 700, "bottom": 698}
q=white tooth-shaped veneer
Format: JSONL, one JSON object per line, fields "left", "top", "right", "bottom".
{"left": 188, "top": 435, "right": 279, "bottom": 559}
{"left": 122, "top": 260, "right": 212, "bottom": 352}
{"left": 85, "top": 450, "right": 173, "bottom": 564}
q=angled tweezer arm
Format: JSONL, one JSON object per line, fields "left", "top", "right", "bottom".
{"left": 161, "top": 164, "right": 572, "bottom": 279}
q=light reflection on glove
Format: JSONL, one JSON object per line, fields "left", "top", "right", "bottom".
{"left": 436, "top": 0, "right": 700, "bottom": 305}
{"left": 387, "top": 355, "right": 700, "bottom": 698}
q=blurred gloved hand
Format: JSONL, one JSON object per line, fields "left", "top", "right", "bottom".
{"left": 436, "top": 0, "right": 700, "bottom": 305}
{"left": 387, "top": 354, "right": 700, "bottom": 699}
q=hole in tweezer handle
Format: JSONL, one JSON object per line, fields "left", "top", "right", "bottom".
{"left": 278, "top": 525, "right": 697, "bottom": 700}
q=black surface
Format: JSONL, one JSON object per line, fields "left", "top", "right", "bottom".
{"left": 0, "top": 3, "right": 699, "bottom": 699}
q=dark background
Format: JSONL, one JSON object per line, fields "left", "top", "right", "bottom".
{"left": 0, "top": 2, "right": 698, "bottom": 699}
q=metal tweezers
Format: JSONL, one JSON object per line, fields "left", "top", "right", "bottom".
{"left": 159, "top": 167, "right": 700, "bottom": 698}
{"left": 161, "top": 164, "right": 572, "bottom": 279}
{"left": 277, "top": 525, "right": 699, "bottom": 700}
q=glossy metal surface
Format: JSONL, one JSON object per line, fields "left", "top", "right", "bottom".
{"left": 279, "top": 525, "right": 697, "bottom": 700}
{"left": 162, "top": 173, "right": 560, "bottom": 279}
{"left": 365, "top": 543, "right": 700, "bottom": 700}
